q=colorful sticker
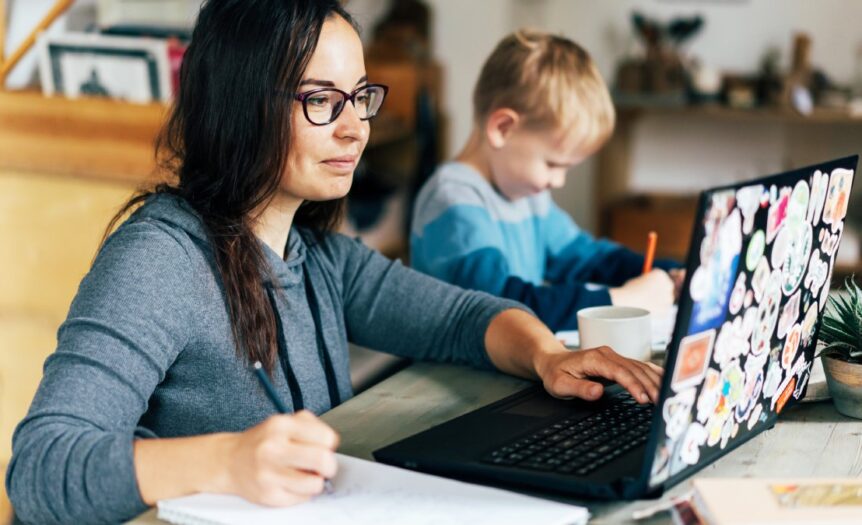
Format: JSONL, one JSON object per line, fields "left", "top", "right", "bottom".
{"left": 721, "top": 360, "right": 745, "bottom": 409}
{"left": 751, "top": 257, "right": 770, "bottom": 303}
{"left": 728, "top": 272, "right": 746, "bottom": 315}
{"left": 822, "top": 226, "right": 841, "bottom": 257}
{"left": 736, "top": 370, "right": 764, "bottom": 423}
{"left": 663, "top": 388, "right": 696, "bottom": 440}
{"left": 747, "top": 403, "right": 763, "bottom": 430}
{"left": 751, "top": 270, "right": 782, "bottom": 356}
{"left": 801, "top": 302, "right": 819, "bottom": 345}
{"left": 805, "top": 248, "right": 829, "bottom": 295}
{"left": 737, "top": 185, "right": 764, "bottom": 235}
{"left": 823, "top": 168, "right": 853, "bottom": 230}
{"left": 780, "top": 223, "right": 813, "bottom": 295}
{"left": 742, "top": 306, "right": 757, "bottom": 338}
{"left": 766, "top": 187, "right": 791, "bottom": 243}
{"left": 781, "top": 323, "right": 802, "bottom": 369}
{"left": 763, "top": 358, "right": 784, "bottom": 399}
{"left": 771, "top": 227, "right": 791, "bottom": 270}
{"left": 679, "top": 423, "right": 708, "bottom": 465}
{"left": 696, "top": 369, "right": 722, "bottom": 424}
{"left": 777, "top": 291, "right": 800, "bottom": 339}
{"left": 690, "top": 207, "right": 742, "bottom": 332}
{"left": 746, "top": 230, "right": 766, "bottom": 271}
{"left": 787, "top": 179, "right": 810, "bottom": 227}
{"left": 774, "top": 376, "right": 797, "bottom": 413}
{"left": 807, "top": 170, "right": 828, "bottom": 226}
{"left": 672, "top": 330, "right": 716, "bottom": 392}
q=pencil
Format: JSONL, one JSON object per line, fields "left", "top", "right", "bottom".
{"left": 252, "top": 361, "right": 335, "bottom": 494}
{"left": 642, "top": 231, "right": 658, "bottom": 274}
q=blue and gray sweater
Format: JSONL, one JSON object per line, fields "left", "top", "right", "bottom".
{"left": 6, "top": 193, "right": 523, "bottom": 524}
{"left": 411, "top": 162, "right": 677, "bottom": 331}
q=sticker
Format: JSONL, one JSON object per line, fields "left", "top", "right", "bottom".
{"left": 807, "top": 170, "right": 828, "bottom": 226}
{"left": 821, "top": 226, "right": 841, "bottom": 257}
{"left": 781, "top": 323, "right": 801, "bottom": 369}
{"left": 728, "top": 272, "right": 746, "bottom": 315}
{"left": 774, "top": 376, "right": 797, "bottom": 413}
{"left": 706, "top": 407, "right": 729, "bottom": 447}
{"left": 735, "top": 370, "right": 763, "bottom": 422}
{"left": 690, "top": 208, "right": 742, "bottom": 332}
{"left": 742, "top": 306, "right": 757, "bottom": 338}
{"left": 822, "top": 168, "right": 853, "bottom": 230}
{"left": 770, "top": 227, "right": 791, "bottom": 270}
{"left": 787, "top": 179, "right": 810, "bottom": 227}
{"left": 777, "top": 291, "right": 800, "bottom": 339}
{"left": 696, "top": 369, "right": 722, "bottom": 424}
{"left": 714, "top": 320, "right": 748, "bottom": 368}
{"left": 689, "top": 266, "right": 708, "bottom": 302}
{"left": 751, "top": 257, "right": 770, "bottom": 303}
{"left": 766, "top": 187, "right": 791, "bottom": 243}
{"left": 751, "top": 270, "right": 781, "bottom": 356}
{"left": 679, "top": 423, "right": 708, "bottom": 465}
{"left": 650, "top": 445, "right": 670, "bottom": 484}
{"left": 747, "top": 403, "right": 763, "bottom": 430}
{"left": 794, "top": 367, "right": 811, "bottom": 399}
{"left": 772, "top": 482, "right": 862, "bottom": 508}
{"left": 820, "top": 259, "right": 834, "bottom": 309}
{"left": 804, "top": 248, "right": 829, "bottom": 295}
{"left": 663, "top": 388, "right": 696, "bottom": 440}
{"left": 720, "top": 416, "right": 733, "bottom": 449}
{"left": 672, "top": 330, "right": 716, "bottom": 392}
{"left": 801, "top": 302, "right": 819, "bottom": 345}
{"left": 721, "top": 360, "right": 745, "bottom": 409}
{"left": 744, "top": 289, "right": 754, "bottom": 308}
{"left": 737, "top": 184, "right": 764, "bottom": 235}
{"left": 780, "top": 223, "right": 812, "bottom": 295}
{"left": 763, "top": 359, "right": 784, "bottom": 399}
{"left": 746, "top": 230, "right": 766, "bottom": 271}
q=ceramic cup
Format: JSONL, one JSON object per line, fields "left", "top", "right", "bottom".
{"left": 577, "top": 306, "right": 652, "bottom": 361}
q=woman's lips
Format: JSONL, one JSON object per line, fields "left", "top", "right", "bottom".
{"left": 322, "top": 156, "right": 357, "bottom": 170}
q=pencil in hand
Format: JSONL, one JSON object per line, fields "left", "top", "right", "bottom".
{"left": 642, "top": 231, "right": 658, "bottom": 274}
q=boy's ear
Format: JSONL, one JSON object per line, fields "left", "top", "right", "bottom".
{"left": 485, "top": 108, "right": 521, "bottom": 149}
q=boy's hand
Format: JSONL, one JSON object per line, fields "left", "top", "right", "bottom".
{"left": 668, "top": 268, "right": 686, "bottom": 301}
{"left": 534, "top": 345, "right": 663, "bottom": 404}
{"left": 609, "top": 270, "right": 674, "bottom": 314}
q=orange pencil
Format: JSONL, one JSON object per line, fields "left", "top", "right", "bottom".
{"left": 642, "top": 231, "right": 658, "bottom": 274}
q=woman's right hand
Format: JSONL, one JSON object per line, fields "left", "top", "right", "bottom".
{"left": 220, "top": 410, "right": 340, "bottom": 506}
{"left": 609, "top": 269, "right": 675, "bottom": 314}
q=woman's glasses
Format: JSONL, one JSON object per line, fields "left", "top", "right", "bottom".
{"left": 294, "top": 84, "right": 389, "bottom": 126}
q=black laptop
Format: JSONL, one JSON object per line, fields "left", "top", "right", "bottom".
{"left": 374, "top": 155, "right": 858, "bottom": 500}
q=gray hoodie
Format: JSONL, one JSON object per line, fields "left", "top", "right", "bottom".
{"left": 6, "top": 193, "right": 524, "bottom": 524}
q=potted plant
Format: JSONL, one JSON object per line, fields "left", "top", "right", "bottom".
{"left": 818, "top": 277, "right": 862, "bottom": 419}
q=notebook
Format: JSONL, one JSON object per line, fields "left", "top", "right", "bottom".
{"left": 692, "top": 478, "right": 862, "bottom": 524}
{"left": 157, "top": 453, "right": 588, "bottom": 525}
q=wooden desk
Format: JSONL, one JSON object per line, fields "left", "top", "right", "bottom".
{"left": 131, "top": 361, "right": 862, "bottom": 524}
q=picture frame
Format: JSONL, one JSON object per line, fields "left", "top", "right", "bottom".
{"left": 37, "top": 31, "right": 172, "bottom": 104}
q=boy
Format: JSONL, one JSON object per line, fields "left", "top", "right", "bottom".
{"left": 410, "top": 30, "right": 681, "bottom": 331}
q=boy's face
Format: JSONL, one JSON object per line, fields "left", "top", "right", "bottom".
{"left": 488, "top": 125, "right": 587, "bottom": 200}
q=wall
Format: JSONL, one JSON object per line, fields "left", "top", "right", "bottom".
{"left": 422, "top": 0, "right": 862, "bottom": 231}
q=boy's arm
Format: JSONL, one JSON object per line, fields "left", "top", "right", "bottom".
{"left": 544, "top": 202, "right": 680, "bottom": 287}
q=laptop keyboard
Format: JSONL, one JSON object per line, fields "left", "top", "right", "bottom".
{"left": 481, "top": 394, "right": 654, "bottom": 476}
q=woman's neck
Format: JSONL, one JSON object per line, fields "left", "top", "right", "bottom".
{"left": 252, "top": 192, "right": 302, "bottom": 258}
{"left": 455, "top": 129, "right": 494, "bottom": 184}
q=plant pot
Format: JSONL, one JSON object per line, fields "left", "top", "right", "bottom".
{"left": 821, "top": 355, "right": 862, "bottom": 419}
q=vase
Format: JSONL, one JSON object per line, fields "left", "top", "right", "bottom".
{"left": 821, "top": 355, "right": 862, "bottom": 419}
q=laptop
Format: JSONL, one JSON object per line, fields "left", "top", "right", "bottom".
{"left": 374, "top": 155, "right": 858, "bottom": 500}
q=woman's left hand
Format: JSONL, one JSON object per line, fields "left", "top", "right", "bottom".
{"left": 533, "top": 346, "right": 663, "bottom": 404}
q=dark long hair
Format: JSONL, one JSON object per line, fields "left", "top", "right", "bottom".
{"left": 104, "top": 0, "right": 356, "bottom": 372}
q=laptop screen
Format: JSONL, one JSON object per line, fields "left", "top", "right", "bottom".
{"left": 647, "top": 156, "right": 858, "bottom": 489}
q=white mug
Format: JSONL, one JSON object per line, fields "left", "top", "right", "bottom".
{"left": 577, "top": 306, "right": 652, "bottom": 361}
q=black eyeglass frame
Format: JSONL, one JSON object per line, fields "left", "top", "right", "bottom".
{"left": 293, "top": 83, "right": 389, "bottom": 126}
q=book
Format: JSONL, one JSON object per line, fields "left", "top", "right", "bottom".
{"left": 691, "top": 478, "right": 862, "bottom": 524}
{"left": 157, "top": 453, "right": 588, "bottom": 525}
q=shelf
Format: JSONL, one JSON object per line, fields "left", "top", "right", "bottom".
{"left": 616, "top": 103, "right": 862, "bottom": 125}
{"left": 0, "top": 90, "right": 167, "bottom": 184}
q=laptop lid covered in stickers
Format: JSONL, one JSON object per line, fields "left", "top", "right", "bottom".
{"left": 643, "top": 156, "right": 858, "bottom": 493}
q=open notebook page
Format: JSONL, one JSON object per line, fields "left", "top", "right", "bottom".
{"left": 157, "top": 453, "right": 588, "bottom": 525}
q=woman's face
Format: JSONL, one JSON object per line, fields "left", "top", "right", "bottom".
{"left": 281, "top": 15, "right": 369, "bottom": 203}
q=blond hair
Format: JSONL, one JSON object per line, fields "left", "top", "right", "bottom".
{"left": 473, "top": 29, "right": 615, "bottom": 154}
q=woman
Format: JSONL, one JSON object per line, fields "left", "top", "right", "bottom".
{"left": 6, "top": 1, "right": 663, "bottom": 523}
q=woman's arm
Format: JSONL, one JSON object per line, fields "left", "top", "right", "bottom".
{"left": 484, "top": 309, "right": 663, "bottom": 403}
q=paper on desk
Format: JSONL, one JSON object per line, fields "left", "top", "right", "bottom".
{"left": 157, "top": 453, "right": 588, "bottom": 525}
{"left": 556, "top": 306, "right": 677, "bottom": 352}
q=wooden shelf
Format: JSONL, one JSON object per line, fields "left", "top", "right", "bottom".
{"left": 0, "top": 90, "right": 167, "bottom": 184}
{"left": 616, "top": 103, "right": 862, "bottom": 125}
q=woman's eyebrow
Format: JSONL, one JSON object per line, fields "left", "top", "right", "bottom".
{"left": 299, "top": 75, "right": 368, "bottom": 88}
